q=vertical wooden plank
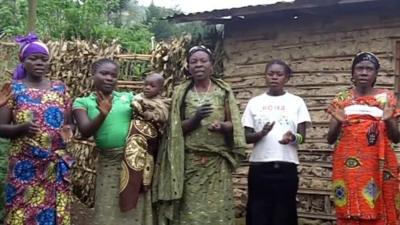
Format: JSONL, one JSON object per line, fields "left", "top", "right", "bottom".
{"left": 394, "top": 41, "right": 400, "bottom": 99}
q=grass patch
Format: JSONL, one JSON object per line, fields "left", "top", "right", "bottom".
{"left": 236, "top": 217, "right": 245, "bottom": 225}
{"left": 0, "top": 138, "right": 9, "bottom": 221}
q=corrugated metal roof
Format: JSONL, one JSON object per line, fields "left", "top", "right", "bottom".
{"left": 166, "top": 0, "right": 384, "bottom": 23}
{"left": 166, "top": 1, "right": 292, "bottom": 22}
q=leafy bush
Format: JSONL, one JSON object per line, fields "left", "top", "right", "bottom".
{"left": 93, "top": 23, "right": 153, "bottom": 53}
{"left": 0, "top": 138, "right": 9, "bottom": 221}
{"left": 0, "top": 0, "right": 154, "bottom": 53}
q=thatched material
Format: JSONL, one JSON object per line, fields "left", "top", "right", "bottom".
{"left": 0, "top": 39, "right": 150, "bottom": 208}
{"left": 0, "top": 36, "right": 231, "bottom": 212}
{"left": 150, "top": 32, "right": 225, "bottom": 97}
{"left": 69, "top": 139, "right": 97, "bottom": 207}
{"left": 151, "top": 34, "right": 192, "bottom": 97}
{"left": 46, "top": 40, "right": 122, "bottom": 97}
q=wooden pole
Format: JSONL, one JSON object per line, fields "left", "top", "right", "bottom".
{"left": 394, "top": 41, "right": 400, "bottom": 101}
{"left": 27, "top": 0, "right": 38, "bottom": 33}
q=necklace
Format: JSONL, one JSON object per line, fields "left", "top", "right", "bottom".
{"left": 194, "top": 80, "right": 212, "bottom": 104}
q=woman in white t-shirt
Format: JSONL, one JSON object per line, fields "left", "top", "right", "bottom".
{"left": 242, "top": 60, "right": 311, "bottom": 225}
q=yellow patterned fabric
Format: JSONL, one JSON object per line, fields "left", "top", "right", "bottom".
{"left": 125, "top": 133, "right": 148, "bottom": 171}
{"left": 119, "top": 94, "right": 169, "bottom": 213}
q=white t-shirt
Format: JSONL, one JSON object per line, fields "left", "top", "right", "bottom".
{"left": 241, "top": 92, "right": 311, "bottom": 164}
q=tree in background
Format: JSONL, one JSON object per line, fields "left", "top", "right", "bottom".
{"left": 0, "top": 0, "right": 217, "bottom": 52}
{"left": 145, "top": 2, "right": 177, "bottom": 41}
{"left": 121, "top": 0, "right": 147, "bottom": 26}
{"left": 27, "top": 0, "right": 38, "bottom": 32}
{"left": 0, "top": 0, "right": 153, "bottom": 53}
{"left": 104, "top": 0, "right": 130, "bottom": 26}
{"left": 0, "top": 0, "right": 25, "bottom": 36}
{"left": 144, "top": 1, "right": 214, "bottom": 42}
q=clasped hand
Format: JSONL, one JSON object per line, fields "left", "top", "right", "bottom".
{"left": 259, "top": 122, "right": 297, "bottom": 145}
{"left": 193, "top": 103, "right": 213, "bottom": 122}
{"left": 96, "top": 91, "right": 113, "bottom": 115}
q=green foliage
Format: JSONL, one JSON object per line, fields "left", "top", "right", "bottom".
{"left": 0, "top": 138, "right": 9, "bottom": 221}
{"left": 93, "top": 23, "right": 153, "bottom": 53}
{"left": 145, "top": 3, "right": 176, "bottom": 40}
{"left": 145, "top": 3, "right": 213, "bottom": 42}
{"left": 0, "top": 0, "right": 154, "bottom": 53}
{"left": 118, "top": 60, "right": 151, "bottom": 81}
{"left": 0, "top": 0, "right": 217, "bottom": 52}
{"left": 0, "top": 0, "right": 25, "bottom": 35}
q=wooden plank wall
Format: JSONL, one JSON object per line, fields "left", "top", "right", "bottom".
{"left": 223, "top": 9, "right": 400, "bottom": 224}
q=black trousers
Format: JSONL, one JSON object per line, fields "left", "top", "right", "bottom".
{"left": 246, "top": 161, "right": 299, "bottom": 225}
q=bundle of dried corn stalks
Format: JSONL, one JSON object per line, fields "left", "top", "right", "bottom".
{"left": 1, "top": 33, "right": 225, "bottom": 209}
{"left": 151, "top": 34, "right": 192, "bottom": 97}
{"left": 150, "top": 30, "right": 225, "bottom": 97}
{"left": 47, "top": 39, "right": 122, "bottom": 97}
{"left": 68, "top": 139, "right": 97, "bottom": 207}
{"left": 0, "top": 41, "right": 18, "bottom": 85}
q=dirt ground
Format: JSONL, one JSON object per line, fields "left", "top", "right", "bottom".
{"left": 71, "top": 198, "right": 95, "bottom": 225}
{"left": 70, "top": 198, "right": 246, "bottom": 225}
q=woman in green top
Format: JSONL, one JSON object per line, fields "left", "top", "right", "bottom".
{"left": 72, "top": 58, "right": 154, "bottom": 225}
{"left": 153, "top": 46, "right": 246, "bottom": 225}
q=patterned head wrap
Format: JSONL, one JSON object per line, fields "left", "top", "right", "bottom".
{"left": 187, "top": 45, "right": 213, "bottom": 63}
{"left": 13, "top": 33, "right": 49, "bottom": 80}
{"left": 351, "top": 52, "right": 380, "bottom": 73}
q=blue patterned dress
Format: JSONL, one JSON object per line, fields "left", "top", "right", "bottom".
{"left": 4, "top": 80, "right": 73, "bottom": 225}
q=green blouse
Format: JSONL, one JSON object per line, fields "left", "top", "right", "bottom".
{"left": 73, "top": 91, "right": 134, "bottom": 149}
{"left": 184, "top": 86, "right": 229, "bottom": 153}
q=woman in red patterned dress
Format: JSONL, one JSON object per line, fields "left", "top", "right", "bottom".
{"left": 327, "top": 52, "right": 400, "bottom": 225}
{"left": 0, "top": 34, "right": 73, "bottom": 225}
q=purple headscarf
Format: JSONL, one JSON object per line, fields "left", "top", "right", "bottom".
{"left": 13, "top": 33, "right": 50, "bottom": 80}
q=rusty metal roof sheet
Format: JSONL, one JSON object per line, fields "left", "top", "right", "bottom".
{"left": 166, "top": 0, "right": 387, "bottom": 23}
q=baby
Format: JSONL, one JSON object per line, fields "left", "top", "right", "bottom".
{"left": 119, "top": 72, "right": 170, "bottom": 212}
{"left": 132, "top": 73, "right": 170, "bottom": 131}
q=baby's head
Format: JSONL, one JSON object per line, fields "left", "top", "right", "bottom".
{"left": 143, "top": 72, "right": 164, "bottom": 98}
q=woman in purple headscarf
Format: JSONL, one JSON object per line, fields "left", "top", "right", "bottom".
{"left": 0, "top": 33, "right": 74, "bottom": 225}
{"left": 12, "top": 33, "right": 50, "bottom": 80}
